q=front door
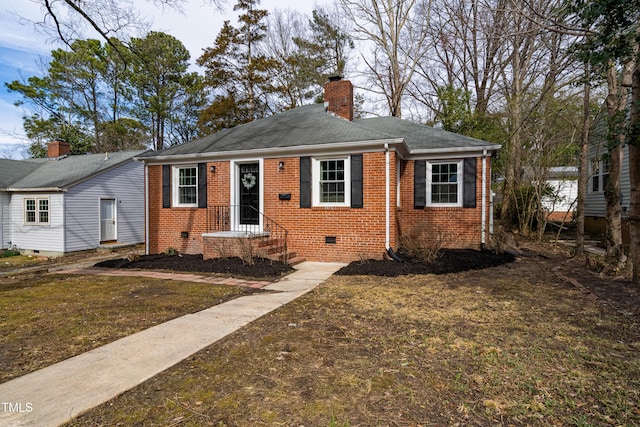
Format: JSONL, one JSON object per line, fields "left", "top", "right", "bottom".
{"left": 100, "top": 199, "right": 116, "bottom": 242}
{"left": 239, "top": 163, "right": 260, "bottom": 227}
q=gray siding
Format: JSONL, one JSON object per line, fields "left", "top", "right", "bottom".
{"left": 9, "top": 193, "right": 65, "bottom": 253}
{"left": 0, "top": 192, "right": 8, "bottom": 249}
{"left": 64, "top": 159, "right": 144, "bottom": 252}
{"left": 585, "top": 111, "right": 631, "bottom": 218}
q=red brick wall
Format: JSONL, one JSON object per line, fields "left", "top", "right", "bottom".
{"left": 396, "top": 157, "right": 491, "bottom": 249}
{"left": 147, "top": 165, "right": 208, "bottom": 255}
{"left": 261, "top": 153, "right": 397, "bottom": 262}
{"left": 146, "top": 153, "right": 492, "bottom": 262}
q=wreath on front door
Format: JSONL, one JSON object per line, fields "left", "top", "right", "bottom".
{"left": 242, "top": 173, "right": 256, "bottom": 189}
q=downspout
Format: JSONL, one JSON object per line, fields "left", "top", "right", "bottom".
{"left": 385, "top": 143, "right": 390, "bottom": 250}
{"left": 489, "top": 159, "right": 495, "bottom": 236}
{"left": 144, "top": 163, "right": 149, "bottom": 255}
{"left": 481, "top": 150, "right": 487, "bottom": 249}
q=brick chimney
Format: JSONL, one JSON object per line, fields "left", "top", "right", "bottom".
{"left": 324, "top": 76, "right": 353, "bottom": 121}
{"left": 47, "top": 139, "right": 71, "bottom": 158}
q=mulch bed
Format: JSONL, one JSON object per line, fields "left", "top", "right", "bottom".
{"left": 335, "top": 249, "right": 516, "bottom": 276}
{"left": 95, "top": 249, "right": 516, "bottom": 279}
{"left": 95, "top": 254, "right": 294, "bottom": 278}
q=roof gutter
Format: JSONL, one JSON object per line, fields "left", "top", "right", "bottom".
{"left": 5, "top": 187, "right": 66, "bottom": 192}
{"left": 134, "top": 139, "right": 406, "bottom": 164}
{"left": 408, "top": 144, "right": 501, "bottom": 158}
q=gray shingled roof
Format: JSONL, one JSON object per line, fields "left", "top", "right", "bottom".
{"left": 354, "top": 116, "right": 498, "bottom": 151}
{"left": 3, "top": 150, "right": 147, "bottom": 190}
{"left": 138, "top": 104, "right": 394, "bottom": 158}
{"left": 0, "top": 159, "right": 42, "bottom": 188}
{"left": 138, "top": 103, "right": 499, "bottom": 159}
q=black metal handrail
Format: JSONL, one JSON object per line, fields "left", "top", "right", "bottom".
{"left": 207, "top": 205, "right": 289, "bottom": 262}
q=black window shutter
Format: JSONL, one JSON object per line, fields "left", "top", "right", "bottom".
{"left": 198, "top": 163, "right": 207, "bottom": 208}
{"left": 414, "top": 160, "right": 426, "bottom": 209}
{"left": 300, "top": 157, "right": 311, "bottom": 208}
{"left": 162, "top": 165, "right": 171, "bottom": 208}
{"left": 351, "top": 154, "right": 363, "bottom": 208}
{"left": 463, "top": 157, "right": 477, "bottom": 208}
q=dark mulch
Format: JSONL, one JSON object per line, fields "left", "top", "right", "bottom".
{"left": 94, "top": 254, "right": 294, "bottom": 278}
{"left": 96, "top": 250, "right": 516, "bottom": 279}
{"left": 336, "top": 249, "right": 516, "bottom": 276}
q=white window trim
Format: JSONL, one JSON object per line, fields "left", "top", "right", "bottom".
{"left": 312, "top": 156, "right": 351, "bottom": 207}
{"left": 172, "top": 165, "right": 198, "bottom": 207}
{"left": 24, "top": 197, "right": 50, "bottom": 225}
{"left": 588, "top": 158, "right": 609, "bottom": 193}
{"left": 426, "top": 160, "right": 463, "bottom": 207}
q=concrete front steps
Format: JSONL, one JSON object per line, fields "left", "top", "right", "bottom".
{"left": 256, "top": 238, "right": 306, "bottom": 266}
{"left": 202, "top": 233, "right": 306, "bottom": 266}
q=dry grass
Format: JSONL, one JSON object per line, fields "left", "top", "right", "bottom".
{"left": 0, "top": 254, "right": 46, "bottom": 270}
{"left": 0, "top": 273, "right": 246, "bottom": 383}
{"left": 66, "top": 255, "right": 640, "bottom": 427}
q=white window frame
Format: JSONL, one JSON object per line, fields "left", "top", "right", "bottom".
{"left": 427, "top": 160, "right": 463, "bottom": 207}
{"left": 312, "top": 156, "right": 351, "bottom": 207}
{"left": 172, "top": 165, "right": 198, "bottom": 207}
{"left": 589, "top": 158, "right": 609, "bottom": 193}
{"left": 24, "top": 197, "right": 50, "bottom": 225}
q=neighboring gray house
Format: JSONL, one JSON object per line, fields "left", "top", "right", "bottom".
{"left": 0, "top": 140, "right": 146, "bottom": 256}
{"left": 585, "top": 108, "right": 631, "bottom": 240}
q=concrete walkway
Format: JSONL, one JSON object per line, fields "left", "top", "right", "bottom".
{"left": 0, "top": 261, "right": 345, "bottom": 427}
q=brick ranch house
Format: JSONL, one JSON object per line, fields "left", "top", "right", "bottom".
{"left": 136, "top": 77, "right": 501, "bottom": 263}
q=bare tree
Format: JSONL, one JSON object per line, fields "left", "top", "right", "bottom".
{"left": 19, "top": 0, "right": 224, "bottom": 50}
{"left": 410, "top": 0, "right": 510, "bottom": 120}
{"left": 338, "top": 0, "right": 432, "bottom": 118}
{"left": 262, "top": 9, "right": 310, "bottom": 109}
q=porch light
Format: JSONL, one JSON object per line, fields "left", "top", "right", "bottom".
{"left": 210, "top": 165, "right": 216, "bottom": 173}
{"left": 278, "top": 161, "right": 285, "bottom": 171}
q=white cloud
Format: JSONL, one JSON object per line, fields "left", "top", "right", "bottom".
{"left": 1, "top": 2, "right": 58, "bottom": 55}
{"left": 0, "top": 0, "right": 325, "bottom": 157}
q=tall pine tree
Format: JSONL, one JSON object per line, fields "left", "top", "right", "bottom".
{"left": 197, "top": 0, "right": 278, "bottom": 132}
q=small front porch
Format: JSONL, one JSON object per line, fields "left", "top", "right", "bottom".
{"left": 202, "top": 206, "right": 304, "bottom": 265}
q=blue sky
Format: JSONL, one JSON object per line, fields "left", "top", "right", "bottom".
{"left": 0, "top": 2, "right": 53, "bottom": 158}
{"left": 0, "top": 0, "right": 319, "bottom": 159}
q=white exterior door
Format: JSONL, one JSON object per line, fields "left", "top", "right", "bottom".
{"left": 100, "top": 199, "right": 116, "bottom": 242}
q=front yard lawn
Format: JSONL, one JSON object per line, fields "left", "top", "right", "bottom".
{"left": 65, "top": 249, "right": 640, "bottom": 426}
{"left": 0, "top": 273, "right": 248, "bottom": 383}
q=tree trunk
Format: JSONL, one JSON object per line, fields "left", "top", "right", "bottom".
{"left": 575, "top": 64, "right": 590, "bottom": 258}
{"left": 500, "top": 61, "right": 524, "bottom": 230}
{"left": 629, "top": 63, "right": 640, "bottom": 284}
{"left": 603, "top": 63, "right": 630, "bottom": 265}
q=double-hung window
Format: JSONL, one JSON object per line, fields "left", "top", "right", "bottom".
{"left": 589, "top": 158, "right": 610, "bottom": 193}
{"left": 312, "top": 157, "right": 351, "bottom": 206}
{"left": 24, "top": 197, "right": 49, "bottom": 225}
{"left": 173, "top": 166, "right": 198, "bottom": 207}
{"left": 427, "top": 160, "right": 462, "bottom": 206}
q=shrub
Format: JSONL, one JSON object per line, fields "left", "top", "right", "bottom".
{"left": 1, "top": 249, "right": 21, "bottom": 258}
{"left": 399, "top": 223, "right": 444, "bottom": 263}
